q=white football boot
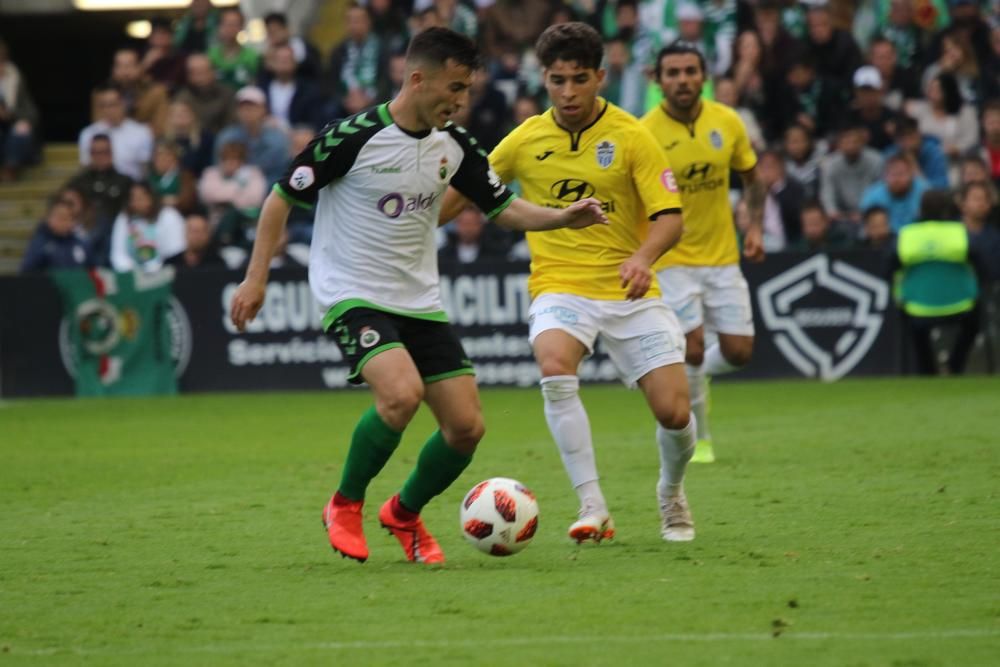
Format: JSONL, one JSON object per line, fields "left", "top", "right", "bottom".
{"left": 657, "top": 483, "right": 695, "bottom": 542}
{"left": 568, "top": 502, "right": 615, "bottom": 543}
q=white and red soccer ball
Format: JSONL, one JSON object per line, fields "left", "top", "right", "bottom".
{"left": 460, "top": 477, "right": 539, "bottom": 556}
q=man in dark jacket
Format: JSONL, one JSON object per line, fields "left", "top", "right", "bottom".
{"left": 20, "top": 199, "right": 90, "bottom": 272}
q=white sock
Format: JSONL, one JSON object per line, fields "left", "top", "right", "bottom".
{"left": 541, "top": 375, "right": 606, "bottom": 511}
{"left": 656, "top": 414, "right": 697, "bottom": 497}
{"left": 703, "top": 342, "right": 740, "bottom": 375}
{"left": 685, "top": 364, "right": 711, "bottom": 442}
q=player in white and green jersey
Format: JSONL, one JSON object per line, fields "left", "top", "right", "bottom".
{"left": 230, "top": 28, "right": 606, "bottom": 565}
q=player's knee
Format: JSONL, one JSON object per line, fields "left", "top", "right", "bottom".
{"left": 540, "top": 375, "right": 580, "bottom": 402}
{"left": 655, "top": 398, "right": 691, "bottom": 431}
{"left": 443, "top": 414, "right": 485, "bottom": 455}
{"left": 723, "top": 340, "right": 754, "bottom": 367}
{"left": 538, "top": 355, "right": 578, "bottom": 378}
{"left": 685, "top": 335, "right": 705, "bottom": 366}
{"left": 377, "top": 383, "right": 424, "bottom": 428}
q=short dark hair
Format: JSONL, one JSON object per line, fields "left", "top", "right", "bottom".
{"left": 655, "top": 40, "right": 707, "bottom": 78}
{"left": 960, "top": 180, "right": 993, "bottom": 202}
{"left": 150, "top": 17, "right": 172, "bottom": 33}
{"left": 536, "top": 22, "right": 603, "bottom": 70}
{"left": 894, "top": 114, "right": 920, "bottom": 136}
{"left": 93, "top": 83, "right": 122, "bottom": 98}
{"left": 91, "top": 133, "right": 112, "bottom": 146}
{"left": 863, "top": 205, "right": 888, "bottom": 220}
{"left": 263, "top": 12, "right": 288, "bottom": 27}
{"left": 801, "top": 199, "right": 827, "bottom": 217}
{"left": 405, "top": 27, "right": 479, "bottom": 70}
{"left": 919, "top": 189, "right": 958, "bottom": 220}
{"left": 869, "top": 36, "right": 895, "bottom": 51}
{"left": 885, "top": 153, "right": 912, "bottom": 168}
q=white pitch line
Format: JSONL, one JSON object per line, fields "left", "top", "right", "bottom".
{"left": 7, "top": 628, "right": 999, "bottom": 656}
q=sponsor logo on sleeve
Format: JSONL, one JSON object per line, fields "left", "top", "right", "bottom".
{"left": 290, "top": 166, "right": 315, "bottom": 191}
{"left": 660, "top": 168, "right": 679, "bottom": 193}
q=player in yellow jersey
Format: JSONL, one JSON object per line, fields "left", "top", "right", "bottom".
{"left": 640, "top": 42, "right": 766, "bottom": 464}
{"left": 443, "top": 23, "right": 699, "bottom": 543}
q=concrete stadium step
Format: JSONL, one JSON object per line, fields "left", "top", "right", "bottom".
{"left": 0, "top": 219, "right": 38, "bottom": 240}
{"left": 0, "top": 181, "right": 60, "bottom": 200}
{"left": 0, "top": 237, "right": 29, "bottom": 258}
{"left": 21, "top": 163, "right": 78, "bottom": 182}
{"left": 0, "top": 257, "right": 20, "bottom": 274}
{"left": 0, "top": 199, "right": 47, "bottom": 220}
{"left": 42, "top": 143, "right": 79, "bottom": 165}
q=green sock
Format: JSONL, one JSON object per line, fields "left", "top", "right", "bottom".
{"left": 399, "top": 430, "right": 473, "bottom": 513}
{"left": 337, "top": 406, "right": 402, "bottom": 501}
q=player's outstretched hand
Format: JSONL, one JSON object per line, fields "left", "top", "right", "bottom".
{"left": 619, "top": 256, "right": 653, "bottom": 300}
{"left": 230, "top": 279, "right": 266, "bottom": 332}
{"left": 561, "top": 197, "right": 609, "bottom": 229}
{"left": 742, "top": 226, "right": 766, "bottom": 263}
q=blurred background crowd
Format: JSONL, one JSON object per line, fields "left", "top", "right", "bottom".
{"left": 2, "top": 0, "right": 998, "bottom": 279}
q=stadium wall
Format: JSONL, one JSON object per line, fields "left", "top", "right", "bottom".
{"left": 1, "top": 250, "right": 996, "bottom": 397}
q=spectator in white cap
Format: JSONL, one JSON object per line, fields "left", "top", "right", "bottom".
{"left": 214, "top": 86, "right": 290, "bottom": 185}
{"left": 845, "top": 65, "right": 894, "bottom": 150}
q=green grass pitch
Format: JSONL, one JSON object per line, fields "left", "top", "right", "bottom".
{"left": 1, "top": 377, "right": 998, "bottom": 665}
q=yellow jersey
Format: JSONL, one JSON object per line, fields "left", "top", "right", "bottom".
{"left": 639, "top": 99, "right": 757, "bottom": 268}
{"left": 490, "top": 99, "right": 682, "bottom": 300}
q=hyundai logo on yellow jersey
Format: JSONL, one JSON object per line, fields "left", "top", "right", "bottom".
{"left": 549, "top": 179, "right": 596, "bottom": 202}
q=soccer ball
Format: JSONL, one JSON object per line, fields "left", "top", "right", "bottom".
{"left": 460, "top": 477, "right": 539, "bottom": 556}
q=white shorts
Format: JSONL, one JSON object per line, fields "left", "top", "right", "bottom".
{"left": 657, "top": 264, "right": 755, "bottom": 336}
{"left": 528, "top": 293, "right": 686, "bottom": 388}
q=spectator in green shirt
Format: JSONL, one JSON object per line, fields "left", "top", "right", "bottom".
{"left": 207, "top": 7, "right": 260, "bottom": 91}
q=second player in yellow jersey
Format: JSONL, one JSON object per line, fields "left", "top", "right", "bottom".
{"left": 642, "top": 42, "right": 767, "bottom": 465}
{"left": 640, "top": 97, "right": 757, "bottom": 268}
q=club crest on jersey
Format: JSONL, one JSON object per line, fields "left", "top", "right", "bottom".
{"left": 596, "top": 140, "right": 615, "bottom": 168}
{"left": 359, "top": 327, "right": 381, "bottom": 349}
{"left": 709, "top": 130, "right": 723, "bottom": 149}
{"left": 439, "top": 156, "right": 448, "bottom": 181}
{"left": 290, "top": 166, "right": 315, "bottom": 191}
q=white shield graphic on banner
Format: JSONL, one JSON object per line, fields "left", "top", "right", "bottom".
{"left": 757, "top": 255, "right": 890, "bottom": 381}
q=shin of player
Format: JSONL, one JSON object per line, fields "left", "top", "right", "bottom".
{"left": 643, "top": 42, "right": 766, "bottom": 463}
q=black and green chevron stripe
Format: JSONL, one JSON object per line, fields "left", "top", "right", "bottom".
{"left": 313, "top": 112, "right": 380, "bottom": 162}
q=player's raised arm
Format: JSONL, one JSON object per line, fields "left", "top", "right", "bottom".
{"left": 230, "top": 191, "right": 291, "bottom": 332}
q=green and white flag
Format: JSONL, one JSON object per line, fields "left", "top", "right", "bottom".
{"left": 52, "top": 268, "right": 179, "bottom": 396}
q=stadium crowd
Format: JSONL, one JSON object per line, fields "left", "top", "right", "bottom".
{"left": 8, "top": 0, "right": 1000, "bottom": 280}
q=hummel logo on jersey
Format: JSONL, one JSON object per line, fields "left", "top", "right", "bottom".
{"left": 535, "top": 150, "right": 554, "bottom": 161}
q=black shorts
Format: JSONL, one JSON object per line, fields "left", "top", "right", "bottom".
{"left": 326, "top": 307, "right": 474, "bottom": 385}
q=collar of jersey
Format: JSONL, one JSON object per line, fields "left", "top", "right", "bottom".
{"left": 381, "top": 101, "right": 432, "bottom": 139}
{"left": 659, "top": 99, "right": 704, "bottom": 130}
{"left": 549, "top": 98, "right": 609, "bottom": 151}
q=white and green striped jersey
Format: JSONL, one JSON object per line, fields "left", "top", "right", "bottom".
{"left": 275, "top": 102, "right": 516, "bottom": 321}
